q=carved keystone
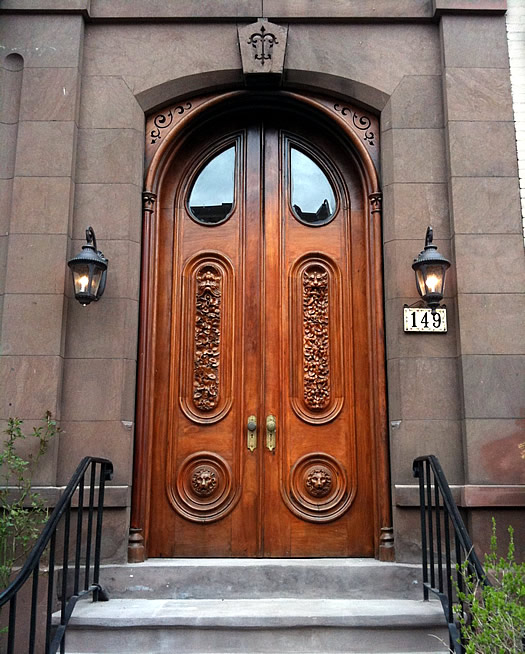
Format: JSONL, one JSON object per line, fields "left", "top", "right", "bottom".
{"left": 238, "top": 18, "right": 288, "bottom": 85}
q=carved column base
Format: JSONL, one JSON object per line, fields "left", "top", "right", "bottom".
{"left": 378, "top": 526, "right": 395, "bottom": 561}
{"left": 128, "top": 527, "right": 145, "bottom": 563}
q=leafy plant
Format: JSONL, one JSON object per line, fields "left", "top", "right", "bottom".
{"left": 0, "top": 413, "right": 59, "bottom": 590}
{"left": 454, "top": 519, "right": 525, "bottom": 653}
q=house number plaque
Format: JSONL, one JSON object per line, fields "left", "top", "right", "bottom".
{"left": 403, "top": 307, "right": 447, "bottom": 333}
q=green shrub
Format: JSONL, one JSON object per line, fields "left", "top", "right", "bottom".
{"left": 455, "top": 519, "right": 525, "bottom": 654}
{"left": 0, "top": 413, "right": 59, "bottom": 590}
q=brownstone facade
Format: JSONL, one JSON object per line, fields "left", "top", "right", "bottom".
{"left": 0, "top": 0, "right": 523, "bottom": 563}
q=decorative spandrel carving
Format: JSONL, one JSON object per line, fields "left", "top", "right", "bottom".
{"left": 303, "top": 266, "right": 330, "bottom": 410}
{"left": 193, "top": 266, "right": 222, "bottom": 411}
{"left": 150, "top": 103, "right": 192, "bottom": 145}
{"left": 333, "top": 104, "right": 376, "bottom": 147}
{"left": 238, "top": 19, "right": 288, "bottom": 83}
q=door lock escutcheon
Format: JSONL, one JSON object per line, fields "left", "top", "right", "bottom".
{"left": 266, "top": 415, "right": 276, "bottom": 452}
{"left": 247, "top": 415, "right": 257, "bottom": 452}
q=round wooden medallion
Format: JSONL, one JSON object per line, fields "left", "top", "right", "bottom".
{"left": 173, "top": 451, "right": 234, "bottom": 522}
{"left": 287, "top": 453, "right": 350, "bottom": 522}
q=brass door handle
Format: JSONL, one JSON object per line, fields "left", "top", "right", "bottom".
{"left": 266, "top": 415, "right": 276, "bottom": 452}
{"left": 247, "top": 415, "right": 257, "bottom": 452}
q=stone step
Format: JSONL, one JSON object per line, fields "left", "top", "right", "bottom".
{"left": 98, "top": 559, "right": 424, "bottom": 600}
{"left": 62, "top": 597, "right": 449, "bottom": 653}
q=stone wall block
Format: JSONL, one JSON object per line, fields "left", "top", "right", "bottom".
{"left": 11, "top": 176, "right": 73, "bottom": 235}
{"left": 450, "top": 177, "right": 522, "bottom": 235}
{"left": 440, "top": 15, "right": 510, "bottom": 68}
{"left": 384, "top": 238, "right": 455, "bottom": 300}
{"left": 457, "top": 294, "right": 525, "bottom": 355}
{"left": 82, "top": 23, "right": 241, "bottom": 95}
{"left": 58, "top": 420, "right": 134, "bottom": 486}
{"left": 383, "top": 129, "right": 447, "bottom": 185}
{"left": 285, "top": 24, "right": 440, "bottom": 100}
{"left": 0, "top": 123, "right": 19, "bottom": 179}
{"left": 462, "top": 355, "right": 525, "bottom": 419}
{"left": 0, "top": 15, "right": 84, "bottom": 69}
{"left": 79, "top": 76, "right": 144, "bottom": 129}
{"left": 0, "top": 178, "right": 13, "bottom": 234}
{"left": 382, "top": 182, "right": 450, "bottom": 243}
{"left": 91, "top": 0, "right": 261, "bottom": 18}
{"left": 19, "top": 67, "right": 79, "bottom": 122}
{"left": 5, "top": 234, "right": 68, "bottom": 294}
{"left": 398, "top": 357, "right": 461, "bottom": 420}
{"left": 445, "top": 68, "right": 514, "bottom": 122}
{"left": 454, "top": 234, "right": 525, "bottom": 294}
{"left": 390, "top": 419, "right": 463, "bottom": 484}
{"left": 0, "top": 418, "right": 59, "bottom": 485}
{"left": 0, "top": 355, "right": 63, "bottom": 419}
{"left": 15, "top": 121, "right": 76, "bottom": 177}
{"left": 385, "top": 297, "right": 457, "bottom": 360}
{"left": 387, "top": 358, "right": 402, "bottom": 421}
{"left": 65, "top": 297, "right": 138, "bottom": 360}
{"left": 469, "top": 509, "right": 525, "bottom": 561}
{"left": 61, "top": 358, "right": 126, "bottom": 422}
{"left": 67, "top": 238, "right": 141, "bottom": 301}
{"left": 75, "top": 128, "right": 143, "bottom": 185}
{"left": 121, "top": 358, "right": 137, "bottom": 422}
{"left": 464, "top": 418, "right": 525, "bottom": 485}
{"left": 2, "top": 294, "right": 64, "bottom": 355}
{"left": 382, "top": 75, "right": 444, "bottom": 131}
{"left": 73, "top": 183, "right": 142, "bottom": 242}
{"left": 448, "top": 121, "right": 518, "bottom": 177}
{"left": 0, "top": 65, "right": 24, "bottom": 124}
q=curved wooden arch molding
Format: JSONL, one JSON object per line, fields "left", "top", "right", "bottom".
{"left": 129, "top": 89, "right": 393, "bottom": 563}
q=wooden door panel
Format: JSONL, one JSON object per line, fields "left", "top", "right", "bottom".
{"left": 262, "top": 125, "right": 374, "bottom": 557}
{"left": 148, "top": 109, "right": 377, "bottom": 558}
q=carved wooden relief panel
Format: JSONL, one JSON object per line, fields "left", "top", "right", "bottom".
{"left": 179, "top": 254, "right": 234, "bottom": 424}
{"left": 290, "top": 256, "right": 344, "bottom": 424}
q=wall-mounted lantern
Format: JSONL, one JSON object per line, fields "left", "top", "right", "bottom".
{"left": 68, "top": 226, "right": 108, "bottom": 306}
{"left": 412, "top": 226, "right": 450, "bottom": 311}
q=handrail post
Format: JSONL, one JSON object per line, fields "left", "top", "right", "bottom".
{"left": 414, "top": 459, "right": 429, "bottom": 601}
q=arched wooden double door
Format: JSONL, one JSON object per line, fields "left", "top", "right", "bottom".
{"left": 146, "top": 100, "right": 384, "bottom": 557}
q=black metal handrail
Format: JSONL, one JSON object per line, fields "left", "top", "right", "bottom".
{"left": 413, "top": 455, "right": 488, "bottom": 654}
{"left": 0, "top": 456, "right": 113, "bottom": 654}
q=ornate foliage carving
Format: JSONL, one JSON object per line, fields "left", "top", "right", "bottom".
{"left": 191, "top": 466, "right": 218, "bottom": 497}
{"left": 303, "top": 266, "right": 330, "bottom": 410}
{"left": 193, "top": 266, "right": 222, "bottom": 411}
{"left": 305, "top": 466, "right": 332, "bottom": 498}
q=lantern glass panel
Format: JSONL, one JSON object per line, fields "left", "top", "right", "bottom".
{"left": 90, "top": 266, "right": 103, "bottom": 296}
{"left": 423, "top": 264, "right": 445, "bottom": 296}
{"left": 72, "top": 264, "right": 91, "bottom": 295}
